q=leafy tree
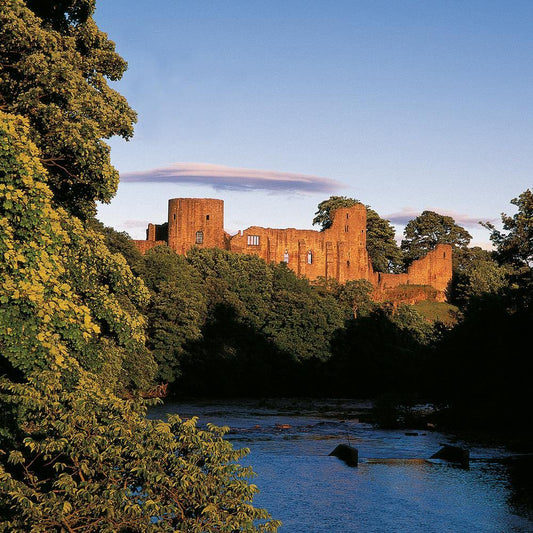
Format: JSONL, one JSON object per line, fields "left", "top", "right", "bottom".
{"left": 142, "top": 247, "right": 208, "bottom": 383}
{"left": 1, "top": 372, "right": 279, "bottom": 532}
{"left": 451, "top": 247, "right": 507, "bottom": 305}
{"left": 366, "top": 209, "right": 404, "bottom": 272}
{"left": 0, "top": 0, "right": 136, "bottom": 218}
{"left": 320, "top": 278, "right": 375, "bottom": 319}
{"left": 0, "top": 6, "right": 278, "bottom": 529}
{"left": 92, "top": 220, "right": 146, "bottom": 277}
{"left": 313, "top": 196, "right": 403, "bottom": 272}
{"left": 483, "top": 189, "right": 533, "bottom": 269}
{"left": 266, "top": 264, "right": 345, "bottom": 362}
{"left": 0, "top": 111, "right": 155, "bottom": 393}
{"left": 401, "top": 210, "right": 472, "bottom": 266}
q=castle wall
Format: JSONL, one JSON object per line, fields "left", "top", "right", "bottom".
{"left": 132, "top": 198, "right": 453, "bottom": 301}
{"left": 132, "top": 240, "right": 166, "bottom": 254}
{"left": 167, "top": 198, "right": 225, "bottom": 254}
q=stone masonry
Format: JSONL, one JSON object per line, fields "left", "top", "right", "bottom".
{"left": 133, "top": 198, "right": 452, "bottom": 301}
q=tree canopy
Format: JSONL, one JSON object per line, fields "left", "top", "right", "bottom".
{"left": 0, "top": 2, "right": 279, "bottom": 529}
{"left": 401, "top": 210, "right": 472, "bottom": 266}
{"left": 483, "top": 189, "right": 533, "bottom": 269}
{"left": 0, "top": 0, "right": 136, "bottom": 218}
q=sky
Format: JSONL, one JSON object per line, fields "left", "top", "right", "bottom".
{"left": 95, "top": 0, "right": 533, "bottom": 248}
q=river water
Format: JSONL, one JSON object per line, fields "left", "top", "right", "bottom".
{"left": 149, "top": 399, "right": 533, "bottom": 533}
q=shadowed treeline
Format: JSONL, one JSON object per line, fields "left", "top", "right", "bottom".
{"left": 99, "top": 188, "right": 532, "bottom": 435}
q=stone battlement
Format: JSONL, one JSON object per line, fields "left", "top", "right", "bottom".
{"left": 133, "top": 198, "right": 452, "bottom": 301}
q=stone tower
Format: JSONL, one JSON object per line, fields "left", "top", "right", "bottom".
{"left": 167, "top": 198, "right": 225, "bottom": 254}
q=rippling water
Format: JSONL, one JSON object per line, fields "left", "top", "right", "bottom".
{"left": 149, "top": 399, "right": 533, "bottom": 533}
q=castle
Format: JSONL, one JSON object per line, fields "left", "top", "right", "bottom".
{"left": 133, "top": 198, "right": 452, "bottom": 302}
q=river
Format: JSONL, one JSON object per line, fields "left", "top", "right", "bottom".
{"left": 148, "top": 399, "right": 533, "bottom": 533}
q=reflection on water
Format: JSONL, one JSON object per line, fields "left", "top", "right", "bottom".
{"left": 149, "top": 399, "right": 533, "bottom": 533}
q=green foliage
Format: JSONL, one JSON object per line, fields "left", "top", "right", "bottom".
{"left": 313, "top": 196, "right": 403, "bottom": 272}
{"left": 451, "top": 246, "right": 508, "bottom": 305}
{"left": 0, "top": 106, "right": 277, "bottom": 530}
{"left": 0, "top": 371, "right": 279, "bottom": 532}
{"left": 0, "top": 0, "right": 136, "bottom": 218}
{"left": 483, "top": 189, "right": 533, "bottom": 269}
{"left": 412, "top": 301, "right": 459, "bottom": 327}
{"left": 0, "top": 111, "right": 155, "bottom": 391}
{"left": 143, "top": 247, "right": 207, "bottom": 382}
{"left": 319, "top": 278, "right": 375, "bottom": 319}
{"left": 92, "top": 219, "right": 146, "bottom": 277}
{"left": 324, "top": 305, "right": 441, "bottom": 397}
{"left": 366, "top": 208, "right": 404, "bottom": 273}
{"left": 401, "top": 210, "right": 472, "bottom": 266}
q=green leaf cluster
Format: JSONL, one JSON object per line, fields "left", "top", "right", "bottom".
{"left": 0, "top": 0, "right": 136, "bottom": 218}
{"left": 401, "top": 210, "right": 472, "bottom": 266}
{"left": 0, "top": 371, "right": 279, "bottom": 532}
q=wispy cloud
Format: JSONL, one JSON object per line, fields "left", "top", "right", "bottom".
{"left": 121, "top": 162, "right": 343, "bottom": 194}
{"left": 385, "top": 207, "right": 497, "bottom": 228}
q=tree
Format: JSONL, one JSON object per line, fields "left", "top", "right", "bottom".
{"left": 451, "top": 247, "right": 507, "bottom": 305}
{"left": 0, "top": 0, "right": 136, "bottom": 218}
{"left": 0, "top": 3, "right": 278, "bottom": 527}
{"left": 366, "top": 209, "right": 404, "bottom": 273}
{"left": 142, "top": 247, "right": 208, "bottom": 383}
{"left": 0, "top": 111, "right": 155, "bottom": 393}
{"left": 313, "top": 196, "right": 403, "bottom": 273}
{"left": 483, "top": 189, "right": 533, "bottom": 269}
{"left": 401, "top": 210, "right": 472, "bottom": 266}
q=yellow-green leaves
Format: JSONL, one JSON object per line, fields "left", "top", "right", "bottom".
{"left": 0, "top": 0, "right": 136, "bottom": 217}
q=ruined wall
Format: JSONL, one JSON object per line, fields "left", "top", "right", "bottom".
{"left": 376, "top": 244, "right": 452, "bottom": 301}
{"left": 132, "top": 240, "right": 166, "bottom": 254}
{"left": 229, "top": 203, "right": 370, "bottom": 282}
{"left": 167, "top": 198, "right": 225, "bottom": 254}
{"left": 132, "top": 198, "right": 453, "bottom": 301}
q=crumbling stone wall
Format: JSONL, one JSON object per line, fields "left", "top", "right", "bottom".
{"left": 133, "top": 198, "right": 453, "bottom": 301}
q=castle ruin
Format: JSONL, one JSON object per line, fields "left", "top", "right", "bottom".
{"left": 133, "top": 198, "right": 452, "bottom": 302}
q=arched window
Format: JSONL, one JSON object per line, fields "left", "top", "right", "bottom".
{"left": 195, "top": 231, "right": 203, "bottom": 244}
{"left": 307, "top": 250, "right": 313, "bottom": 264}
{"left": 283, "top": 250, "right": 289, "bottom": 263}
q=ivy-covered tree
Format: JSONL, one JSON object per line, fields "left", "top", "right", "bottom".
{"left": 401, "top": 210, "right": 472, "bottom": 266}
{"left": 313, "top": 196, "right": 403, "bottom": 272}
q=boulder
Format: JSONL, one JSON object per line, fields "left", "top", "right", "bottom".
{"left": 329, "top": 444, "right": 358, "bottom": 467}
{"left": 431, "top": 444, "right": 469, "bottom": 468}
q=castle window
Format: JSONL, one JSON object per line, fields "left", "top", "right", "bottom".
{"left": 346, "top": 213, "right": 349, "bottom": 219}
{"left": 443, "top": 252, "right": 446, "bottom": 258}
{"left": 247, "top": 235, "right": 260, "bottom": 246}
{"left": 347, "top": 260, "right": 350, "bottom": 267}
{"left": 195, "top": 231, "right": 204, "bottom": 244}
{"left": 283, "top": 250, "right": 289, "bottom": 263}
{"left": 206, "top": 214, "right": 210, "bottom": 221}
{"left": 345, "top": 225, "right": 349, "bottom": 232}
{"left": 173, "top": 214, "right": 176, "bottom": 220}
{"left": 307, "top": 250, "right": 313, "bottom": 264}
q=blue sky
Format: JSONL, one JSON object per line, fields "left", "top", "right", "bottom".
{"left": 95, "top": 0, "right": 533, "bottom": 247}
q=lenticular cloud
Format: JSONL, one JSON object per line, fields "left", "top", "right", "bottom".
{"left": 121, "top": 162, "right": 343, "bottom": 194}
